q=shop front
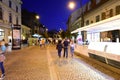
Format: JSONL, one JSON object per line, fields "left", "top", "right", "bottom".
{"left": 0, "top": 26, "right": 11, "bottom": 44}
{"left": 0, "top": 28, "right": 4, "bottom": 41}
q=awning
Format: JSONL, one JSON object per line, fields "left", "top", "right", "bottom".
{"left": 32, "top": 34, "right": 42, "bottom": 38}
{"left": 71, "top": 14, "right": 120, "bottom": 34}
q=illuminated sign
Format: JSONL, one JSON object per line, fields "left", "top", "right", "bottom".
{"left": 12, "top": 25, "right": 21, "bottom": 49}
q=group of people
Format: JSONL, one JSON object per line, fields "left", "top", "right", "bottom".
{"left": 56, "top": 38, "right": 76, "bottom": 58}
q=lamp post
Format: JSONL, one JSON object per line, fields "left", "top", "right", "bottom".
{"left": 79, "top": 0, "right": 86, "bottom": 43}
{"left": 68, "top": 0, "right": 86, "bottom": 43}
{"left": 34, "top": 15, "right": 40, "bottom": 34}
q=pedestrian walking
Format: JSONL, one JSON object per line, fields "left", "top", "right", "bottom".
{"left": 39, "top": 39, "right": 42, "bottom": 47}
{"left": 63, "top": 38, "right": 69, "bottom": 58}
{"left": 0, "top": 39, "right": 6, "bottom": 79}
{"left": 41, "top": 39, "right": 45, "bottom": 47}
{"left": 56, "top": 40, "right": 63, "bottom": 58}
{"left": 70, "top": 40, "right": 76, "bottom": 58}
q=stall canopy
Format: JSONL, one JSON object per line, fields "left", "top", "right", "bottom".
{"left": 71, "top": 14, "right": 120, "bottom": 34}
{"left": 32, "top": 34, "right": 42, "bottom": 38}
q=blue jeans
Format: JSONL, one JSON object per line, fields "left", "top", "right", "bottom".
{"left": 63, "top": 48, "right": 68, "bottom": 58}
{"left": 70, "top": 47, "right": 74, "bottom": 53}
{"left": 0, "top": 62, "right": 5, "bottom": 74}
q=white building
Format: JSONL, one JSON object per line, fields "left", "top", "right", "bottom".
{"left": 83, "top": 0, "right": 120, "bottom": 42}
{"left": 71, "top": 0, "right": 120, "bottom": 69}
{"left": 0, "top": 0, "right": 22, "bottom": 43}
{"left": 72, "top": 0, "right": 120, "bottom": 43}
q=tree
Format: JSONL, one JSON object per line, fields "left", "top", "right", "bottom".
{"left": 61, "top": 30, "right": 66, "bottom": 39}
{"left": 66, "top": 30, "right": 71, "bottom": 38}
{"left": 48, "top": 29, "right": 58, "bottom": 38}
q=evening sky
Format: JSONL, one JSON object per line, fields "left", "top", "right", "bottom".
{"left": 22, "top": 0, "right": 89, "bottom": 31}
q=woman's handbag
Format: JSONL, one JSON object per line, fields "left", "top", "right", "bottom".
{"left": 0, "top": 54, "right": 6, "bottom": 62}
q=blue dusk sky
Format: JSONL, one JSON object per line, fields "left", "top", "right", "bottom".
{"left": 22, "top": 0, "right": 89, "bottom": 31}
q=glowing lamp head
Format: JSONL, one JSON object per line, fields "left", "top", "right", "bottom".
{"left": 36, "top": 15, "right": 40, "bottom": 19}
{"left": 68, "top": 1, "right": 76, "bottom": 10}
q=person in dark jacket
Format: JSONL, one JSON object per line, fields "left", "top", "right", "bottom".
{"left": 63, "top": 38, "right": 69, "bottom": 58}
{"left": 56, "top": 40, "right": 63, "bottom": 58}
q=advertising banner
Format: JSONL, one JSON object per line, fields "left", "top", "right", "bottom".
{"left": 12, "top": 25, "right": 21, "bottom": 50}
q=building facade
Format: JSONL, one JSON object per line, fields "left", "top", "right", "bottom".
{"left": 70, "top": 0, "right": 120, "bottom": 43}
{"left": 84, "top": 0, "right": 120, "bottom": 42}
{"left": 0, "top": 0, "right": 22, "bottom": 43}
{"left": 70, "top": 0, "right": 120, "bottom": 68}
{"left": 21, "top": 25, "right": 31, "bottom": 40}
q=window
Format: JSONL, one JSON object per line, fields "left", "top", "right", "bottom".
{"left": 109, "top": 9, "right": 113, "bottom": 17}
{"left": 9, "top": 0, "right": 12, "bottom": 8}
{"left": 86, "top": 20, "right": 89, "bottom": 25}
{"left": 0, "top": 7, "right": 3, "bottom": 20}
{"left": 91, "top": 21, "right": 93, "bottom": 23}
{"left": 16, "top": 6, "right": 18, "bottom": 12}
{"left": 9, "top": 13, "right": 12, "bottom": 23}
{"left": 116, "top": 5, "right": 120, "bottom": 15}
{"left": 101, "top": 12, "right": 106, "bottom": 20}
{"left": 96, "top": 15, "right": 100, "bottom": 22}
{"left": 16, "top": 16, "right": 18, "bottom": 24}
{"left": 0, "top": 31, "right": 4, "bottom": 36}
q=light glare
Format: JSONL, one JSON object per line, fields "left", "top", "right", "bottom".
{"left": 36, "top": 15, "right": 40, "bottom": 19}
{"left": 68, "top": 1, "right": 76, "bottom": 10}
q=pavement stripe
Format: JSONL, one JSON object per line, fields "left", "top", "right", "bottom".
{"left": 47, "top": 47, "right": 59, "bottom": 80}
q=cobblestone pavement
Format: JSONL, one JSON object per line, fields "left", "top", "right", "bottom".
{"left": 48, "top": 45, "right": 120, "bottom": 80}
{"left": 2, "top": 45, "right": 120, "bottom": 80}
{"left": 4, "top": 46, "right": 51, "bottom": 80}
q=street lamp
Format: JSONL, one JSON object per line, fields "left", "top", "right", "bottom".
{"left": 68, "top": 0, "right": 86, "bottom": 42}
{"left": 34, "top": 15, "right": 40, "bottom": 34}
{"left": 68, "top": 1, "right": 76, "bottom": 10}
{"left": 36, "top": 15, "right": 40, "bottom": 20}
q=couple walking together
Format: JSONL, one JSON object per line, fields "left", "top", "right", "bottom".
{"left": 56, "top": 38, "right": 75, "bottom": 58}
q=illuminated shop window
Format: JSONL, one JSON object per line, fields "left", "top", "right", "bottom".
{"left": 0, "top": 31, "right": 4, "bottom": 36}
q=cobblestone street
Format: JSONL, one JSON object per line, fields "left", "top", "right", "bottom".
{"left": 49, "top": 45, "right": 119, "bottom": 80}
{"left": 4, "top": 46, "right": 51, "bottom": 80}
{"left": 2, "top": 45, "right": 120, "bottom": 80}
